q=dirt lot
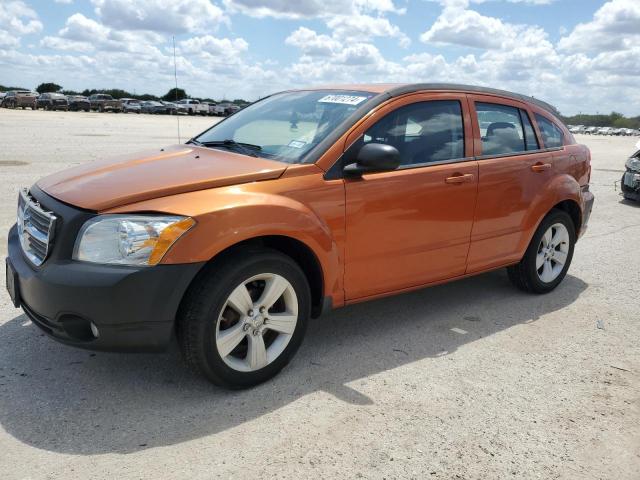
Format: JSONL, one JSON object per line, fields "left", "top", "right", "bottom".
{"left": 0, "top": 109, "right": 638, "bottom": 480}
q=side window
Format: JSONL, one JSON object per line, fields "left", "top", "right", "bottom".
{"left": 520, "top": 109, "right": 539, "bottom": 150}
{"left": 360, "top": 100, "right": 465, "bottom": 166}
{"left": 535, "top": 114, "right": 564, "bottom": 148}
{"left": 475, "top": 102, "right": 526, "bottom": 155}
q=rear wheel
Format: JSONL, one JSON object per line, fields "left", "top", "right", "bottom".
{"left": 507, "top": 209, "right": 575, "bottom": 294}
{"left": 178, "top": 249, "right": 311, "bottom": 388}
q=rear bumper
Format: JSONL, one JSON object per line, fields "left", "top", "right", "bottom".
{"left": 7, "top": 225, "right": 204, "bottom": 352}
{"left": 579, "top": 188, "right": 595, "bottom": 238}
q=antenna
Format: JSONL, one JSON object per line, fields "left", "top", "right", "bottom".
{"left": 172, "top": 35, "right": 181, "bottom": 144}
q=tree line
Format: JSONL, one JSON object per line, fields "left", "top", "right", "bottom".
{"left": 559, "top": 112, "right": 640, "bottom": 130}
{"left": 0, "top": 83, "right": 248, "bottom": 106}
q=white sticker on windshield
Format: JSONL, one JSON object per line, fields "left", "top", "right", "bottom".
{"left": 288, "top": 140, "right": 306, "bottom": 149}
{"left": 318, "top": 94, "right": 368, "bottom": 106}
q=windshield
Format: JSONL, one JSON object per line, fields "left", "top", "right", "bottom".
{"left": 194, "top": 90, "right": 377, "bottom": 164}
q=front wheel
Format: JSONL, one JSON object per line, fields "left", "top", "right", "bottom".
{"left": 178, "top": 249, "right": 311, "bottom": 388}
{"left": 507, "top": 209, "right": 575, "bottom": 294}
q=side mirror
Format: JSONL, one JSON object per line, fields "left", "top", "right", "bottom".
{"left": 343, "top": 143, "right": 401, "bottom": 176}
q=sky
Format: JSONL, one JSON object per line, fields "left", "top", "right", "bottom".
{"left": 0, "top": 0, "right": 638, "bottom": 115}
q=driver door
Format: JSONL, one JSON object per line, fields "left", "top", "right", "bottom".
{"left": 342, "top": 93, "right": 478, "bottom": 300}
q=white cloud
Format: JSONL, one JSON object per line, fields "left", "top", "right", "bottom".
{"left": 54, "top": 0, "right": 74, "bottom": 4}
{"left": 177, "top": 35, "right": 248, "bottom": 62}
{"left": 420, "top": 2, "right": 546, "bottom": 50}
{"left": 223, "top": 0, "right": 404, "bottom": 18}
{"left": 327, "top": 14, "right": 410, "bottom": 47}
{"left": 0, "top": 0, "right": 43, "bottom": 48}
{"left": 0, "top": 30, "right": 19, "bottom": 48}
{"left": 91, "top": 0, "right": 228, "bottom": 34}
{"left": 285, "top": 27, "right": 341, "bottom": 57}
{"left": 40, "top": 13, "right": 165, "bottom": 55}
{"left": 558, "top": 0, "right": 640, "bottom": 53}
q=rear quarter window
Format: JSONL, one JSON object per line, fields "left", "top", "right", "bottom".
{"left": 535, "top": 114, "right": 565, "bottom": 148}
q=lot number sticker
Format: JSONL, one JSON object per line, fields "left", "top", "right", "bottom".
{"left": 318, "top": 95, "right": 368, "bottom": 106}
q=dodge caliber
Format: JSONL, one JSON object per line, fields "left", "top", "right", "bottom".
{"left": 6, "top": 84, "right": 594, "bottom": 388}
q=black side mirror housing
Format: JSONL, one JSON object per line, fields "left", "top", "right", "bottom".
{"left": 343, "top": 143, "right": 401, "bottom": 176}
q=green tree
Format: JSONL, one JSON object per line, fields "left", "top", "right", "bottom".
{"left": 162, "top": 88, "right": 187, "bottom": 101}
{"left": 0, "top": 85, "right": 28, "bottom": 92}
{"left": 36, "top": 82, "right": 62, "bottom": 94}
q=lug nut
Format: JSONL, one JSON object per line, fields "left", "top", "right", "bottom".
{"left": 247, "top": 309, "right": 254, "bottom": 317}
{"left": 263, "top": 318, "right": 268, "bottom": 325}
{"left": 243, "top": 323, "right": 251, "bottom": 332}
{"left": 252, "top": 329, "right": 260, "bottom": 336}
{"left": 259, "top": 306, "right": 266, "bottom": 314}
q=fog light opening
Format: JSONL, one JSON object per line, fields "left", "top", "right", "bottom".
{"left": 90, "top": 322, "right": 100, "bottom": 338}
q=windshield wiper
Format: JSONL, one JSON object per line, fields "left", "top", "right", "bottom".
{"left": 186, "top": 138, "right": 203, "bottom": 146}
{"left": 200, "top": 139, "right": 262, "bottom": 157}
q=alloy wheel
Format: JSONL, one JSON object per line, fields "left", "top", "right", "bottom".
{"left": 215, "top": 273, "right": 298, "bottom": 372}
{"left": 536, "top": 222, "right": 570, "bottom": 283}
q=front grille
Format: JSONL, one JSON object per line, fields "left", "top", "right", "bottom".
{"left": 17, "top": 188, "right": 57, "bottom": 266}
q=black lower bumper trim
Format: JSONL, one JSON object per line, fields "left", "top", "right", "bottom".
{"left": 8, "top": 224, "right": 205, "bottom": 352}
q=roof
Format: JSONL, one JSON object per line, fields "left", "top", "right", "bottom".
{"left": 310, "top": 83, "right": 560, "bottom": 116}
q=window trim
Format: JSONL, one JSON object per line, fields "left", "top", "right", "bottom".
{"left": 475, "top": 101, "right": 531, "bottom": 156}
{"left": 354, "top": 98, "right": 467, "bottom": 167}
{"left": 533, "top": 112, "right": 565, "bottom": 149}
{"left": 517, "top": 108, "right": 540, "bottom": 151}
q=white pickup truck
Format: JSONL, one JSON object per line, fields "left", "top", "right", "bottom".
{"left": 175, "top": 99, "right": 209, "bottom": 116}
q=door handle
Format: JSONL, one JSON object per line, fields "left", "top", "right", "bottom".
{"left": 445, "top": 173, "right": 474, "bottom": 184}
{"left": 531, "top": 162, "right": 552, "bottom": 172}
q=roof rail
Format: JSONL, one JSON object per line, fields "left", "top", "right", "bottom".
{"left": 385, "top": 83, "right": 560, "bottom": 116}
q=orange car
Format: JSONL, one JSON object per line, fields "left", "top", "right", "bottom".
{"left": 6, "top": 84, "right": 594, "bottom": 388}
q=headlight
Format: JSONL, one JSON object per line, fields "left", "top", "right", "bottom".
{"left": 73, "top": 215, "right": 195, "bottom": 266}
{"left": 626, "top": 157, "right": 640, "bottom": 172}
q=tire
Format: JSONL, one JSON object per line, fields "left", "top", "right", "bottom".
{"left": 178, "top": 249, "right": 311, "bottom": 388}
{"left": 507, "top": 209, "right": 575, "bottom": 294}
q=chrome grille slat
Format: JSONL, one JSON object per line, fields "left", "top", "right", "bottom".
{"left": 28, "top": 211, "right": 51, "bottom": 230}
{"left": 17, "top": 189, "right": 57, "bottom": 266}
{"left": 24, "top": 222, "right": 48, "bottom": 243}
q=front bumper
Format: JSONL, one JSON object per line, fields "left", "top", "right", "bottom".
{"left": 621, "top": 171, "right": 640, "bottom": 201}
{"left": 5, "top": 188, "right": 205, "bottom": 352}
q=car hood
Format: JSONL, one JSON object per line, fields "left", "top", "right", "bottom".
{"left": 37, "top": 145, "right": 288, "bottom": 211}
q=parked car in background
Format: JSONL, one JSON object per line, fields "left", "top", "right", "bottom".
{"left": 67, "top": 95, "right": 90, "bottom": 112}
{"left": 88, "top": 94, "right": 122, "bottom": 113}
{"left": 140, "top": 101, "right": 167, "bottom": 114}
{"left": 2, "top": 90, "right": 37, "bottom": 109}
{"left": 597, "top": 127, "right": 615, "bottom": 135}
{"left": 569, "top": 125, "right": 586, "bottom": 134}
{"left": 121, "top": 98, "right": 142, "bottom": 114}
{"left": 36, "top": 93, "right": 69, "bottom": 111}
{"left": 621, "top": 140, "right": 640, "bottom": 202}
{"left": 584, "top": 126, "right": 598, "bottom": 135}
{"left": 203, "top": 102, "right": 217, "bottom": 116}
{"left": 211, "top": 103, "right": 227, "bottom": 116}
{"left": 176, "top": 98, "right": 209, "bottom": 116}
{"left": 226, "top": 104, "right": 242, "bottom": 115}
{"left": 160, "top": 101, "right": 188, "bottom": 115}
{"left": 6, "top": 83, "right": 594, "bottom": 388}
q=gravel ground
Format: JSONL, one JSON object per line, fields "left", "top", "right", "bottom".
{"left": 0, "top": 110, "right": 638, "bottom": 480}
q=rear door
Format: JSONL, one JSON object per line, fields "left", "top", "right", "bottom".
{"left": 343, "top": 93, "right": 478, "bottom": 300}
{"left": 466, "top": 95, "right": 551, "bottom": 273}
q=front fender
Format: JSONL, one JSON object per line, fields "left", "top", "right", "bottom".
{"left": 105, "top": 184, "right": 343, "bottom": 305}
